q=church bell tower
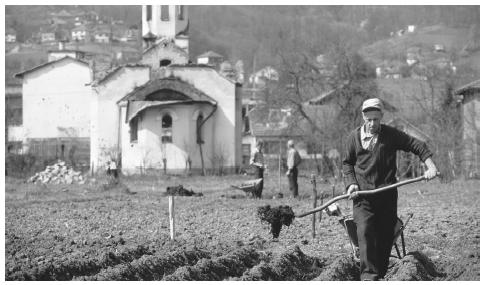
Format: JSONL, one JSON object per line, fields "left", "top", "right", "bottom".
{"left": 142, "top": 5, "right": 189, "bottom": 53}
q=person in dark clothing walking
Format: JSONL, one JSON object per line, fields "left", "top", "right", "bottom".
{"left": 286, "top": 140, "right": 301, "bottom": 198}
{"left": 250, "top": 140, "right": 265, "bottom": 198}
{"left": 342, "top": 98, "right": 438, "bottom": 281}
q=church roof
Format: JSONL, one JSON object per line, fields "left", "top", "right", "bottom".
{"left": 92, "top": 64, "right": 150, "bottom": 87}
{"left": 455, "top": 80, "right": 479, "bottom": 96}
{"left": 120, "top": 77, "right": 217, "bottom": 123}
{"left": 142, "top": 39, "right": 187, "bottom": 56}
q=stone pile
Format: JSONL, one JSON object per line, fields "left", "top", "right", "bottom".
{"left": 28, "top": 160, "right": 85, "bottom": 184}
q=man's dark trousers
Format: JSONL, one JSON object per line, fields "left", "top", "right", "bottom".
{"left": 288, "top": 168, "right": 298, "bottom": 197}
{"left": 254, "top": 167, "right": 264, "bottom": 198}
{"left": 353, "top": 189, "right": 398, "bottom": 280}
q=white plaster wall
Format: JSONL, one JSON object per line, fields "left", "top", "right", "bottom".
{"left": 22, "top": 60, "right": 92, "bottom": 141}
{"left": 91, "top": 67, "right": 150, "bottom": 171}
{"left": 139, "top": 45, "right": 188, "bottom": 68}
{"left": 121, "top": 104, "right": 215, "bottom": 172}
{"left": 169, "top": 67, "right": 241, "bottom": 169}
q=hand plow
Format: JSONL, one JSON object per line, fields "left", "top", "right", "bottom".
{"left": 257, "top": 174, "right": 436, "bottom": 250}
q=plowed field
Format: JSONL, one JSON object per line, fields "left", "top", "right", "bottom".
{"left": 5, "top": 174, "right": 480, "bottom": 280}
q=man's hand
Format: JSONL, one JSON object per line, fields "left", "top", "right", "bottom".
{"left": 424, "top": 158, "right": 438, "bottom": 181}
{"left": 286, "top": 170, "right": 290, "bottom": 176}
{"left": 347, "top": 184, "right": 359, "bottom": 200}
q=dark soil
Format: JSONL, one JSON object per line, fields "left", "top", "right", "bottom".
{"left": 163, "top": 246, "right": 260, "bottom": 281}
{"left": 384, "top": 251, "right": 445, "bottom": 281}
{"left": 257, "top": 205, "right": 295, "bottom": 238}
{"left": 76, "top": 248, "right": 211, "bottom": 281}
{"left": 166, "top": 185, "right": 203, "bottom": 197}
{"left": 238, "top": 245, "right": 321, "bottom": 281}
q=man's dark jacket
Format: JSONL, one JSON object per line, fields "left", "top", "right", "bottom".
{"left": 342, "top": 124, "right": 432, "bottom": 191}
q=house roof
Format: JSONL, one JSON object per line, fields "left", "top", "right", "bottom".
{"left": 387, "top": 117, "right": 432, "bottom": 143}
{"left": 247, "top": 106, "right": 304, "bottom": 138}
{"left": 48, "top": 49, "right": 86, "bottom": 54}
{"left": 121, "top": 77, "right": 217, "bottom": 123}
{"left": 305, "top": 88, "right": 399, "bottom": 112}
{"left": 14, "top": 56, "right": 89, "bottom": 79}
{"left": 72, "top": 25, "right": 88, "bottom": 32}
{"left": 92, "top": 64, "right": 150, "bottom": 87}
{"left": 168, "top": 64, "right": 242, "bottom": 86}
{"left": 455, "top": 80, "right": 480, "bottom": 96}
{"left": 197, "top": 50, "right": 223, "bottom": 59}
{"left": 176, "top": 20, "right": 189, "bottom": 37}
{"left": 6, "top": 27, "right": 16, "bottom": 35}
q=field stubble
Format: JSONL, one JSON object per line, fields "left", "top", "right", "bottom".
{"left": 5, "top": 173, "right": 480, "bottom": 280}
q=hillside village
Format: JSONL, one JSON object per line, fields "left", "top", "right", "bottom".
{"left": 5, "top": 5, "right": 480, "bottom": 179}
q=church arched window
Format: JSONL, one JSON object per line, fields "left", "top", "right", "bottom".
{"left": 146, "top": 6, "right": 152, "bottom": 21}
{"left": 178, "top": 5, "right": 185, "bottom": 20}
{"left": 196, "top": 114, "right": 204, "bottom": 144}
{"left": 161, "top": 5, "right": 169, "bottom": 21}
{"left": 161, "top": 114, "right": 173, "bottom": 143}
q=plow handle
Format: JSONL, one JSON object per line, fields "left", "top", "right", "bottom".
{"left": 295, "top": 175, "right": 432, "bottom": 218}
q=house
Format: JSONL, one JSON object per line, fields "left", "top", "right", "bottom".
{"left": 455, "top": 80, "right": 480, "bottom": 178}
{"left": 243, "top": 106, "right": 309, "bottom": 170}
{"left": 93, "top": 26, "right": 111, "bottom": 43}
{"left": 196, "top": 51, "right": 224, "bottom": 67}
{"left": 6, "top": 27, "right": 17, "bottom": 43}
{"left": 71, "top": 25, "right": 89, "bottom": 42}
{"left": 14, "top": 55, "right": 93, "bottom": 166}
{"left": 47, "top": 43, "right": 86, "bottom": 62}
{"left": 249, "top": 66, "right": 279, "bottom": 86}
{"left": 40, "top": 26, "right": 56, "bottom": 43}
{"left": 434, "top": 44, "right": 445, "bottom": 52}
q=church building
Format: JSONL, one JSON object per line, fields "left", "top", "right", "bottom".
{"left": 17, "top": 5, "right": 243, "bottom": 174}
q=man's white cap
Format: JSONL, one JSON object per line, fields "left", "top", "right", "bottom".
{"left": 362, "top": 98, "right": 383, "bottom": 112}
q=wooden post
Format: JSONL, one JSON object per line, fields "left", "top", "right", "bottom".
{"left": 169, "top": 196, "right": 175, "bottom": 240}
{"left": 311, "top": 174, "right": 317, "bottom": 239}
{"left": 319, "top": 187, "right": 325, "bottom": 222}
{"left": 278, "top": 139, "right": 281, "bottom": 193}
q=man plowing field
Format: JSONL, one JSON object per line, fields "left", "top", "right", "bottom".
{"left": 342, "top": 98, "right": 438, "bottom": 281}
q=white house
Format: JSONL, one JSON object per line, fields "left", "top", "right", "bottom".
{"left": 6, "top": 28, "right": 17, "bottom": 43}
{"left": 94, "top": 28, "right": 111, "bottom": 43}
{"left": 196, "top": 51, "right": 224, "bottom": 66}
{"left": 15, "top": 56, "right": 93, "bottom": 164}
{"left": 71, "top": 26, "right": 88, "bottom": 42}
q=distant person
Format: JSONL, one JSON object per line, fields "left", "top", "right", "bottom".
{"left": 286, "top": 140, "right": 301, "bottom": 198}
{"left": 342, "top": 98, "right": 438, "bottom": 280}
{"left": 250, "top": 140, "right": 265, "bottom": 198}
{"left": 106, "top": 159, "right": 119, "bottom": 183}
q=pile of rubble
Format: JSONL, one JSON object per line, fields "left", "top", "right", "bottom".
{"left": 28, "top": 160, "right": 86, "bottom": 184}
